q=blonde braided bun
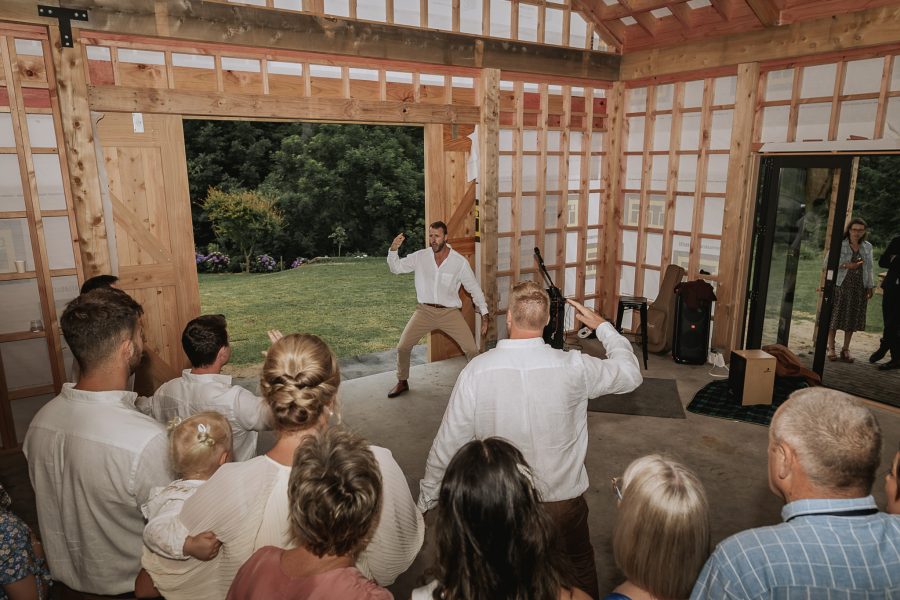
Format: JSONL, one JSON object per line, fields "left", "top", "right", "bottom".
{"left": 260, "top": 333, "right": 340, "bottom": 432}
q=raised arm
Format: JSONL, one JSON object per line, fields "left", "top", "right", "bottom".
{"left": 232, "top": 388, "right": 273, "bottom": 432}
{"left": 568, "top": 299, "right": 642, "bottom": 396}
{"left": 387, "top": 233, "right": 417, "bottom": 274}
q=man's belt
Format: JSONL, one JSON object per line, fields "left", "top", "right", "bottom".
{"left": 422, "top": 303, "right": 453, "bottom": 309}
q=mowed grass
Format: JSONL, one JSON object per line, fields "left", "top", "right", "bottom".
{"left": 199, "top": 258, "right": 417, "bottom": 367}
{"left": 764, "top": 251, "right": 884, "bottom": 333}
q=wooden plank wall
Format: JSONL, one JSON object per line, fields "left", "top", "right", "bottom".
{"left": 492, "top": 76, "right": 609, "bottom": 335}
{"left": 0, "top": 25, "right": 84, "bottom": 448}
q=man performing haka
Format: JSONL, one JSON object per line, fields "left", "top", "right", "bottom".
{"left": 386, "top": 221, "right": 489, "bottom": 398}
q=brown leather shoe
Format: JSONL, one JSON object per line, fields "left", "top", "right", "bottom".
{"left": 387, "top": 380, "right": 409, "bottom": 398}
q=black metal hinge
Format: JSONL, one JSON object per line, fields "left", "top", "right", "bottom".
{"left": 37, "top": 5, "right": 89, "bottom": 48}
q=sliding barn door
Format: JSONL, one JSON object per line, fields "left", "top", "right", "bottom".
{"left": 94, "top": 112, "right": 199, "bottom": 394}
{"left": 425, "top": 123, "right": 478, "bottom": 361}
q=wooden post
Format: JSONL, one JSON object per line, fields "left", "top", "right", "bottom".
{"left": 49, "top": 28, "right": 112, "bottom": 275}
{"left": 600, "top": 81, "right": 625, "bottom": 319}
{"left": 479, "top": 68, "right": 500, "bottom": 344}
{"left": 712, "top": 62, "right": 760, "bottom": 353}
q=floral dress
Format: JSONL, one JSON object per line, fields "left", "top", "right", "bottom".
{"left": 830, "top": 247, "right": 868, "bottom": 332}
{"left": 0, "top": 485, "right": 50, "bottom": 599}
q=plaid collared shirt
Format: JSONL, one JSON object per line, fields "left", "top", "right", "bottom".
{"left": 691, "top": 496, "right": 900, "bottom": 599}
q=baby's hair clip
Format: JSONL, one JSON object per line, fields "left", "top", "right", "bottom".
{"left": 197, "top": 423, "right": 216, "bottom": 447}
{"left": 166, "top": 416, "right": 183, "bottom": 433}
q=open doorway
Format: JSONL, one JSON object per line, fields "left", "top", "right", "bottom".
{"left": 746, "top": 155, "right": 900, "bottom": 406}
{"left": 183, "top": 120, "right": 427, "bottom": 376}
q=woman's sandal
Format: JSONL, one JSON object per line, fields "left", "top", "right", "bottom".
{"left": 828, "top": 347, "right": 838, "bottom": 361}
{"left": 840, "top": 349, "right": 855, "bottom": 363}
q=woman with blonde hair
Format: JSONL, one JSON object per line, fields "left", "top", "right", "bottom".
{"left": 143, "top": 333, "right": 423, "bottom": 599}
{"left": 606, "top": 455, "right": 709, "bottom": 600}
{"left": 228, "top": 427, "right": 391, "bottom": 599}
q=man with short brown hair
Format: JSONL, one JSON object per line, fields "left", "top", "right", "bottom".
{"left": 386, "top": 221, "right": 489, "bottom": 398}
{"left": 24, "top": 288, "right": 172, "bottom": 595}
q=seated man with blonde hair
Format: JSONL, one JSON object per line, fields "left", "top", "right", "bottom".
{"left": 692, "top": 388, "right": 900, "bottom": 598}
{"left": 419, "top": 280, "right": 642, "bottom": 598}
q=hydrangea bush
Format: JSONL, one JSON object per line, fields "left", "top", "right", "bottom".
{"left": 251, "top": 254, "right": 278, "bottom": 273}
{"left": 196, "top": 251, "right": 231, "bottom": 273}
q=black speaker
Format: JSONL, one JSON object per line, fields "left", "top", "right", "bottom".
{"left": 672, "top": 296, "right": 711, "bottom": 364}
{"left": 543, "top": 288, "right": 565, "bottom": 349}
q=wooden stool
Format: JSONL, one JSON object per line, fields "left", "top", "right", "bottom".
{"left": 616, "top": 295, "right": 649, "bottom": 370}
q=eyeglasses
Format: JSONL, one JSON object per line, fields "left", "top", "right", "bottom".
{"left": 610, "top": 477, "right": 623, "bottom": 501}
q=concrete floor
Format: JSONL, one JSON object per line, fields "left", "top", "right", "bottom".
{"left": 5, "top": 339, "right": 898, "bottom": 599}
{"left": 323, "top": 339, "right": 900, "bottom": 599}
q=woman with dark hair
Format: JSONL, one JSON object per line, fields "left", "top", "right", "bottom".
{"left": 827, "top": 218, "right": 875, "bottom": 363}
{"left": 413, "top": 438, "right": 590, "bottom": 600}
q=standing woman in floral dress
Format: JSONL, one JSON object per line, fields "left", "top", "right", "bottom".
{"left": 827, "top": 218, "right": 875, "bottom": 363}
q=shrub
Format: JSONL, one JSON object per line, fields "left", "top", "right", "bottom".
{"left": 290, "top": 257, "right": 307, "bottom": 269}
{"left": 251, "top": 254, "right": 278, "bottom": 273}
{"left": 204, "top": 251, "right": 231, "bottom": 273}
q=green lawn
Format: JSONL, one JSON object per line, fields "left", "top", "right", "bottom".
{"left": 764, "top": 251, "right": 884, "bottom": 334}
{"left": 199, "top": 258, "right": 417, "bottom": 367}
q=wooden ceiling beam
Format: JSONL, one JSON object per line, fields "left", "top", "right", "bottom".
{"left": 572, "top": 0, "right": 624, "bottom": 51}
{"left": 621, "top": 3, "right": 900, "bottom": 79}
{"left": 0, "top": 0, "right": 621, "bottom": 81}
{"left": 743, "top": 0, "right": 782, "bottom": 26}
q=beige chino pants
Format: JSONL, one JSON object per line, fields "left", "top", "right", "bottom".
{"left": 396, "top": 304, "right": 478, "bottom": 380}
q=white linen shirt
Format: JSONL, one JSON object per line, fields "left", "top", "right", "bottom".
{"left": 139, "top": 370, "right": 272, "bottom": 461}
{"left": 418, "top": 322, "right": 642, "bottom": 511}
{"left": 23, "top": 383, "right": 172, "bottom": 595}
{"left": 388, "top": 246, "right": 489, "bottom": 315}
{"left": 143, "top": 446, "right": 425, "bottom": 599}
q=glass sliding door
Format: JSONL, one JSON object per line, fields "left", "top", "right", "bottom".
{"left": 746, "top": 156, "right": 853, "bottom": 377}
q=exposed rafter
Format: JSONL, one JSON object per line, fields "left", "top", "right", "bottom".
{"left": 620, "top": 3, "right": 900, "bottom": 79}
{"left": 0, "top": 0, "right": 621, "bottom": 80}
{"left": 743, "top": 0, "right": 782, "bottom": 26}
{"left": 572, "top": 0, "right": 624, "bottom": 52}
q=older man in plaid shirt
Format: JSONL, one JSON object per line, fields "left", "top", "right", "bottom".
{"left": 692, "top": 388, "right": 900, "bottom": 599}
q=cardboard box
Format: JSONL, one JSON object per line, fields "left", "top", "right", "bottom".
{"left": 729, "top": 349, "right": 776, "bottom": 406}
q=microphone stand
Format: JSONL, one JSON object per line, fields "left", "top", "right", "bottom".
{"left": 534, "top": 247, "right": 565, "bottom": 349}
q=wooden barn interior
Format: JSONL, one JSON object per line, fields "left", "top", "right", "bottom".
{"left": 1, "top": 0, "right": 899, "bottom": 595}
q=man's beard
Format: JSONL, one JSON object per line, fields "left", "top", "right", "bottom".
{"left": 431, "top": 241, "right": 445, "bottom": 253}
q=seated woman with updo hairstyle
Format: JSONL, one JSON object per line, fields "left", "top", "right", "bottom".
{"left": 413, "top": 437, "right": 590, "bottom": 600}
{"left": 144, "top": 333, "right": 424, "bottom": 599}
{"left": 606, "top": 455, "right": 709, "bottom": 600}
{"left": 227, "top": 427, "right": 391, "bottom": 599}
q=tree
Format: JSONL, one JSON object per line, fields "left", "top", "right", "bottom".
{"left": 261, "top": 123, "right": 425, "bottom": 258}
{"left": 853, "top": 155, "right": 900, "bottom": 250}
{"left": 329, "top": 225, "right": 349, "bottom": 256}
{"left": 183, "top": 120, "right": 307, "bottom": 249}
{"left": 203, "top": 188, "right": 284, "bottom": 272}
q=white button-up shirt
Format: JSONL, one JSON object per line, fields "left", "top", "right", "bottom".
{"left": 418, "top": 322, "right": 642, "bottom": 510}
{"left": 139, "top": 370, "right": 272, "bottom": 462}
{"left": 23, "top": 384, "right": 172, "bottom": 595}
{"left": 388, "top": 246, "right": 488, "bottom": 315}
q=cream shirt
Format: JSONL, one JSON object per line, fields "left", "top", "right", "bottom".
{"left": 144, "top": 447, "right": 424, "bottom": 599}
{"left": 139, "top": 370, "right": 272, "bottom": 461}
{"left": 23, "top": 384, "right": 172, "bottom": 595}
{"left": 388, "top": 246, "right": 488, "bottom": 315}
{"left": 418, "top": 322, "right": 642, "bottom": 511}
